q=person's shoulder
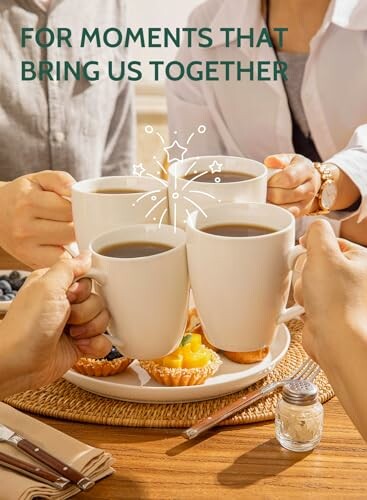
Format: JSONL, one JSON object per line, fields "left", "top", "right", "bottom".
{"left": 187, "top": 0, "right": 224, "bottom": 27}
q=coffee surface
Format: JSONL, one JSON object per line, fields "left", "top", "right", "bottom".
{"left": 94, "top": 188, "right": 145, "bottom": 194}
{"left": 202, "top": 224, "right": 276, "bottom": 237}
{"left": 99, "top": 241, "right": 173, "bottom": 258}
{"left": 183, "top": 171, "right": 255, "bottom": 183}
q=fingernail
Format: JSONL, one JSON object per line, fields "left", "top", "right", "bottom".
{"left": 70, "top": 326, "right": 87, "bottom": 337}
{"left": 67, "top": 283, "right": 79, "bottom": 302}
{"left": 68, "top": 283, "right": 79, "bottom": 298}
{"left": 69, "top": 282, "right": 79, "bottom": 292}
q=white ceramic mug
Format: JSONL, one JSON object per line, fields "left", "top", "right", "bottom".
{"left": 72, "top": 176, "right": 169, "bottom": 250}
{"left": 168, "top": 156, "right": 267, "bottom": 229}
{"left": 186, "top": 203, "right": 305, "bottom": 352}
{"left": 84, "top": 224, "right": 190, "bottom": 360}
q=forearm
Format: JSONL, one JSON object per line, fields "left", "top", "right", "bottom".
{"left": 0, "top": 327, "right": 26, "bottom": 399}
{"left": 327, "top": 163, "right": 361, "bottom": 211}
{"left": 341, "top": 214, "right": 367, "bottom": 247}
{"left": 320, "top": 324, "right": 367, "bottom": 441}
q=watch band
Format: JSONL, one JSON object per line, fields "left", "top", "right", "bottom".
{"left": 309, "top": 162, "right": 335, "bottom": 215}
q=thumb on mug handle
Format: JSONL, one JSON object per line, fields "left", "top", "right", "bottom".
{"left": 277, "top": 245, "right": 306, "bottom": 324}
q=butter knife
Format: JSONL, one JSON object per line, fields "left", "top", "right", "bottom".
{"left": 0, "top": 424, "right": 94, "bottom": 491}
{"left": 0, "top": 451, "right": 70, "bottom": 490}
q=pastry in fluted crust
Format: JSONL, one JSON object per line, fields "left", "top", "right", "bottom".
{"left": 139, "top": 333, "right": 222, "bottom": 386}
{"left": 223, "top": 346, "right": 270, "bottom": 364}
{"left": 139, "top": 350, "right": 221, "bottom": 386}
{"left": 73, "top": 347, "right": 132, "bottom": 377}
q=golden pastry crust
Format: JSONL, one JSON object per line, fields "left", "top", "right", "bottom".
{"left": 139, "top": 350, "right": 222, "bottom": 386}
{"left": 223, "top": 346, "right": 270, "bottom": 364}
{"left": 186, "top": 308, "right": 219, "bottom": 352}
{"left": 73, "top": 357, "right": 132, "bottom": 377}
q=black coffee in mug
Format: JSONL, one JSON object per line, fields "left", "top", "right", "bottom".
{"left": 94, "top": 188, "right": 145, "bottom": 194}
{"left": 183, "top": 171, "right": 255, "bottom": 183}
{"left": 202, "top": 224, "right": 276, "bottom": 237}
{"left": 99, "top": 241, "right": 173, "bottom": 258}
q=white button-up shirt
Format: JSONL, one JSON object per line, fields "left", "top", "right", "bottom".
{"left": 167, "top": 0, "right": 367, "bottom": 222}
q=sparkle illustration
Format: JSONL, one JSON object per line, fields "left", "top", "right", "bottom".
{"left": 209, "top": 160, "right": 223, "bottom": 174}
{"left": 132, "top": 124, "right": 221, "bottom": 232}
{"left": 133, "top": 163, "right": 145, "bottom": 177}
{"left": 164, "top": 140, "right": 188, "bottom": 164}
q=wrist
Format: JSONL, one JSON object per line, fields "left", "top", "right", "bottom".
{"left": 319, "top": 314, "right": 367, "bottom": 364}
{"left": 0, "top": 319, "right": 32, "bottom": 397}
{"left": 324, "top": 163, "right": 360, "bottom": 211}
{"left": 309, "top": 162, "right": 338, "bottom": 215}
{"left": 0, "top": 322, "right": 18, "bottom": 398}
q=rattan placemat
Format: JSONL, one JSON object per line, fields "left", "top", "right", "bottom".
{"left": 5, "top": 320, "right": 334, "bottom": 428}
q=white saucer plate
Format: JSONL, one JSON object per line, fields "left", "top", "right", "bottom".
{"left": 65, "top": 324, "right": 290, "bottom": 403}
{"left": 0, "top": 270, "right": 30, "bottom": 313}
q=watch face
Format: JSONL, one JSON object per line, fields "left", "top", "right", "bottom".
{"left": 321, "top": 181, "right": 337, "bottom": 210}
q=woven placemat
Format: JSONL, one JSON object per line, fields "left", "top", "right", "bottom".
{"left": 5, "top": 320, "right": 334, "bottom": 428}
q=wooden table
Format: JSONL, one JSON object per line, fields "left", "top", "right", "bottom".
{"left": 41, "top": 398, "right": 366, "bottom": 499}
{"left": 1, "top": 249, "right": 366, "bottom": 498}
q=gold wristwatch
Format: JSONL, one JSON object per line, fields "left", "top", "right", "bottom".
{"left": 310, "top": 162, "right": 338, "bottom": 215}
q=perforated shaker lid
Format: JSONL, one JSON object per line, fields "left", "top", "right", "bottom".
{"left": 282, "top": 380, "right": 318, "bottom": 406}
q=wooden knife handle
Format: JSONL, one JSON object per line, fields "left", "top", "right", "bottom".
{"left": 0, "top": 451, "right": 69, "bottom": 490}
{"left": 182, "top": 387, "right": 266, "bottom": 440}
{"left": 17, "top": 439, "right": 94, "bottom": 491}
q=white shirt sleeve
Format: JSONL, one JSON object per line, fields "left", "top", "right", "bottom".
{"left": 327, "top": 124, "right": 367, "bottom": 223}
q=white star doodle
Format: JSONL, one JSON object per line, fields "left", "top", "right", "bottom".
{"left": 209, "top": 160, "right": 223, "bottom": 174}
{"left": 133, "top": 163, "right": 145, "bottom": 177}
{"left": 164, "top": 140, "right": 188, "bottom": 164}
{"left": 131, "top": 124, "right": 219, "bottom": 232}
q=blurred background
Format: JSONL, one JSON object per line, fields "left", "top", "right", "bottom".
{"left": 125, "top": 0, "right": 202, "bottom": 169}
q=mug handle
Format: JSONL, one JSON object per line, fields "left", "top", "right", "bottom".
{"left": 62, "top": 195, "right": 80, "bottom": 258}
{"left": 277, "top": 245, "right": 306, "bottom": 324}
{"left": 73, "top": 269, "right": 124, "bottom": 349}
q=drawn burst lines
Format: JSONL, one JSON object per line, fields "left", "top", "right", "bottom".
{"left": 133, "top": 124, "right": 213, "bottom": 230}
{"left": 145, "top": 124, "right": 207, "bottom": 163}
{"left": 145, "top": 196, "right": 167, "bottom": 219}
{"left": 183, "top": 196, "right": 208, "bottom": 217}
{"left": 182, "top": 170, "right": 209, "bottom": 191}
{"left": 153, "top": 156, "right": 168, "bottom": 177}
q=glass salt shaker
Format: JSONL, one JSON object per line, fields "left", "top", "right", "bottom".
{"left": 275, "top": 379, "right": 324, "bottom": 452}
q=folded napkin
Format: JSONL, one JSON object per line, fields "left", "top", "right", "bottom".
{"left": 0, "top": 403, "right": 114, "bottom": 500}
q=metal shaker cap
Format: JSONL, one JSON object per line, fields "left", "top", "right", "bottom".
{"left": 282, "top": 380, "right": 318, "bottom": 406}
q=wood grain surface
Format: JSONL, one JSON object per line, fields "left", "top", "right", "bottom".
{"left": 38, "top": 397, "right": 366, "bottom": 499}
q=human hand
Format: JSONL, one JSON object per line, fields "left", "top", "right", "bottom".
{"left": 294, "top": 220, "right": 367, "bottom": 365}
{"left": 0, "top": 252, "right": 111, "bottom": 396}
{"left": 0, "top": 170, "right": 76, "bottom": 269}
{"left": 265, "top": 154, "right": 321, "bottom": 217}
